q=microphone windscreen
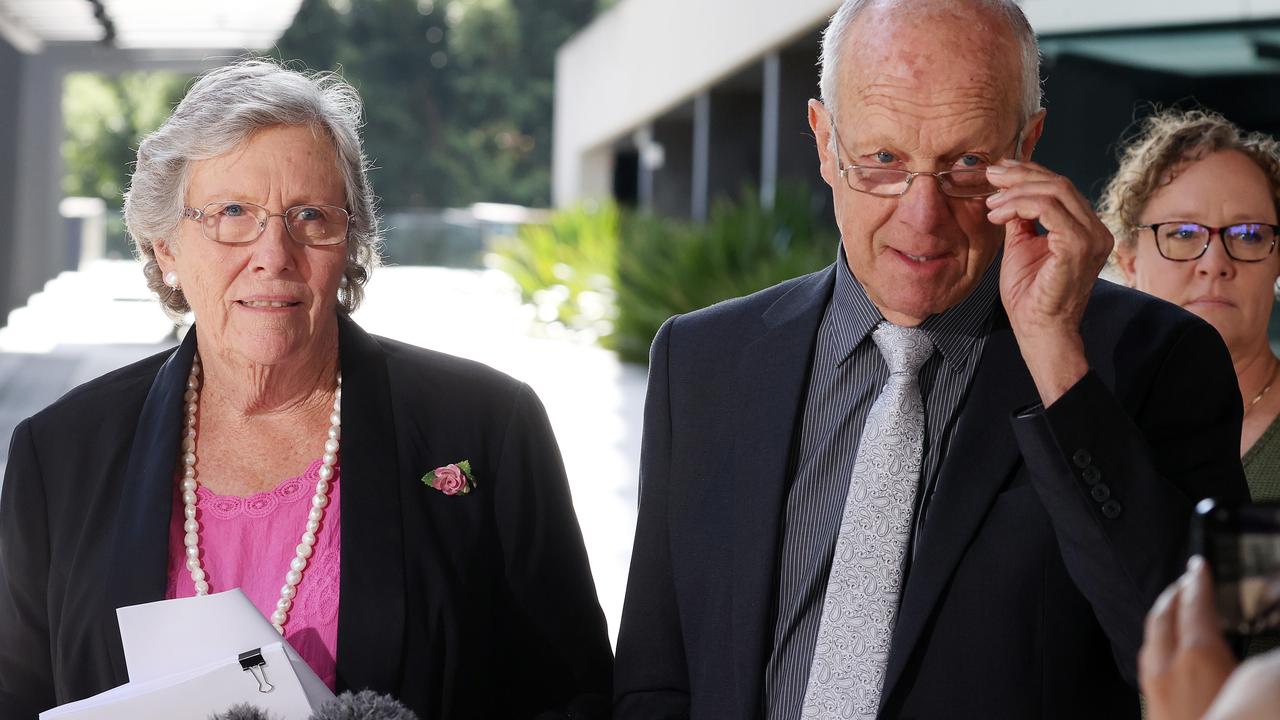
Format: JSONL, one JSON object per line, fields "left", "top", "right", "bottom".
{"left": 309, "top": 690, "right": 419, "bottom": 720}
{"left": 208, "top": 704, "right": 277, "bottom": 720}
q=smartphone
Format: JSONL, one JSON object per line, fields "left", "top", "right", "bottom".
{"left": 1192, "top": 498, "right": 1280, "bottom": 636}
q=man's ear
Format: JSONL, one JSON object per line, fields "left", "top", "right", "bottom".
{"left": 809, "top": 99, "right": 840, "bottom": 189}
{"left": 1019, "top": 108, "right": 1047, "bottom": 161}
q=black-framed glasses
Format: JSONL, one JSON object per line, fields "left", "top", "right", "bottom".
{"left": 1141, "top": 222, "right": 1280, "bottom": 263}
{"left": 181, "top": 200, "right": 351, "bottom": 247}
{"left": 828, "top": 118, "right": 1021, "bottom": 199}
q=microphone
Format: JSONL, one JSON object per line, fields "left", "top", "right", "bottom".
{"left": 209, "top": 705, "right": 273, "bottom": 720}
{"left": 309, "top": 690, "right": 420, "bottom": 720}
{"left": 209, "top": 690, "right": 419, "bottom": 720}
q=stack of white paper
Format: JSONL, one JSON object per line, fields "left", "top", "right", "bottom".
{"left": 40, "top": 590, "right": 334, "bottom": 720}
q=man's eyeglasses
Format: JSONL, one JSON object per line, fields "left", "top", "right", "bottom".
{"left": 828, "top": 122, "right": 1018, "bottom": 199}
{"left": 1141, "top": 222, "right": 1280, "bottom": 263}
{"left": 181, "top": 201, "right": 351, "bottom": 247}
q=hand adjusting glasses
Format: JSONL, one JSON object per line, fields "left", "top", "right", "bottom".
{"left": 181, "top": 201, "right": 351, "bottom": 246}
{"left": 1141, "top": 222, "right": 1280, "bottom": 262}
{"left": 828, "top": 114, "right": 1015, "bottom": 199}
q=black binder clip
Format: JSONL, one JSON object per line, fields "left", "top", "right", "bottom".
{"left": 238, "top": 648, "right": 275, "bottom": 694}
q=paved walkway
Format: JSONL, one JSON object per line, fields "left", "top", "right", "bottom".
{"left": 0, "top": 260, "right": 645, "bottom": 643}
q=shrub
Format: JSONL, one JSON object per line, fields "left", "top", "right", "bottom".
{"left": 488, "top": 202, "right": 620, "bottom": 342}
{"left": 607, "top": 184, "right": 836, "bottom": 363}
{"left": 490, "top": 184, "right": 836, "bottom": 363}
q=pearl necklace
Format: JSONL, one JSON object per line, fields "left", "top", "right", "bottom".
{"left": 181, "top": 353, "right": 342, "bottom": 634}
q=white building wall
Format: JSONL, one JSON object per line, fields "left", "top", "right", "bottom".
{"left": 554, "top": 0, "right": 1280, "bottom": 206}
{"left": 553, "top": 0, "right": 842, "bottom": 206}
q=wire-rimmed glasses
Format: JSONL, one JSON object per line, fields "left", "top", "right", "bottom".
{"left": 181, "top": 200, "right": 351, "bottom": 246}
{"left": 828, "top": 120, "right": 1018, "bottom": 199}
{"left": 1141, "top": 222, "right": 1280, "bottom": 262}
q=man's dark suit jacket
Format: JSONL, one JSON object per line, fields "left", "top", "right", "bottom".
{"left": 0, "top": 316, "right": 613, "bottom": 719}
{"left": 614, "top": 265, "right": 1249, "bottom": 719}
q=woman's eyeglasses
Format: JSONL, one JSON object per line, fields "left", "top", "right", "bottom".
{"left": 181, "top": 201, "right": 351, "bottom": 246}
{"left": 1141, "top": 222, "right": 1279, "bottom": 262}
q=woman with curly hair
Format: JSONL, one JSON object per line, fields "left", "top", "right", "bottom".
{"left": 1102, "top": 107, "right": 1280, "bottom": 500}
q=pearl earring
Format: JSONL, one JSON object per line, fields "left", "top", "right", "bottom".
{"left": 164, "top": 271, "right": 180, "bottom": 289}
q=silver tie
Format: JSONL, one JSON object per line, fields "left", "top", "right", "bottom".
{"left": 800, "top": 322, "right": 934, "bottom": 720}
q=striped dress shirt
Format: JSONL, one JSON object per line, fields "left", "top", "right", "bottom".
{"left": 763, "top": 252, "right": 1001, "bottom": 720}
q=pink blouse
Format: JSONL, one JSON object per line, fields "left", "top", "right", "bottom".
{"left": 166, "top": 459, "right": 342, "bottom": 690}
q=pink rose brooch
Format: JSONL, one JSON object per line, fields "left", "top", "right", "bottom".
{"left": 422, "top": 461, "right": 476, "bottom": 496}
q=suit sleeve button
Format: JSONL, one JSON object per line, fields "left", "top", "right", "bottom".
{"left": 1082, "top": 465, "right": 1102, "bottom": 485}
{"left": 1072, "top": 449, "right": 1092, "bottom": 469}
{"left": 1090, "top": 483, "right": 1111, "bottom": 502}
{"left": 1101, "top": 499, "right": 1122, "bottom": 519}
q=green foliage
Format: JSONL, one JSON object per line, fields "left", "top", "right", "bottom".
{"left": 608, "top": 185, "right": 837, "bottom": 363}
{"left": 271, "top": 0, "right": 600, "bottom": 209}
{"left": 490, "top": 185, "right": 836, "bottom": 364}
{"left": 61, "top": 72, "right": 189, "bottom": 205}
{"left": 489, "top": 202, "right": 619, "bottom": 339}
{"left": 62, "top": 0, "right": 602, "bottom": 219}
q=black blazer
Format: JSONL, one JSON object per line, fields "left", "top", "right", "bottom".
{"left": 0, "top": 316, "right": 613, "bottom": 719}
{"left": 614, "top": 266, "right": 1249, "bottom": 719}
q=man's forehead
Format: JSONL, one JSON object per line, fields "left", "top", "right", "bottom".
{"left": 836, "top": 21, "right": 1020, "bottom": 124}
{"left": 840, "top": 1, "right": 1022, "bottom": 91}
{"left": 837, "top": 69, "right": 1015, "bottom": 152}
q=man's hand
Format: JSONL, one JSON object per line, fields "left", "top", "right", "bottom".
{"left": 1139, "top": 557, "right": 1238, "bottom": 720}
{"left": 985, "top": 160, "right": 1114, "bottom": 406}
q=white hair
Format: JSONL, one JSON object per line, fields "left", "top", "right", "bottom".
{"left": 123, "top": 58, "right": 381, "bottom": 318}
{"left": 819, "top": 0, "right": 1042, "bottom": 125}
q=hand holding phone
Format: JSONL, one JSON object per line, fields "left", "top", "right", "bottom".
{"left": 1193, "top": 499, "right": 1280, "bottom": 636}
{"left": 1139, "top": 556, "right": 1238, "bottom": 720}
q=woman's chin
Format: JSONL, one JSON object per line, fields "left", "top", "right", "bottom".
{"left": 220, "top": 327, "right": 318, "bottom": 369}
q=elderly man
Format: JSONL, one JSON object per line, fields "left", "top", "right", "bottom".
{"left": 613, "top": 1, "right": 1249, "bottom": 718}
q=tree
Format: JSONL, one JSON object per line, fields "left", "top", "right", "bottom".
{"left": 62, "top": 0, "right": 606, "bottom": 212}
{"left": 62, "top": 72, "right": 189, "bottom": 205}
{"left": 272, "top": 0, "right": 604, "bottom": 208}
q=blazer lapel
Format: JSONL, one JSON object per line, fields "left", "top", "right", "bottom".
{"left": 879, "top": 309, "right": 1038, "bottom": 706}
{"left": 334, "top": 316, "right": 407, "bottom": 692}
{"left": 731, "top": 267, "right": 835, "bottom": 717}
{"left": 106, "top": 329, "right": 197, "bottom": 674}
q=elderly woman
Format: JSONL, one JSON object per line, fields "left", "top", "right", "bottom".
{"left": 0, "top": 59, "right": 612, "bottom": 718}
{"left": 1103, "top": 108, "right": 1280, "bottom": 499}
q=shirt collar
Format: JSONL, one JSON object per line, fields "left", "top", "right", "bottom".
{"left": 827, "top": 245, "right": 1001, "bottom": 371}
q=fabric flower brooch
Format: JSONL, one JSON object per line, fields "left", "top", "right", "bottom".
{"left": 422, "top": 461, "right": 476, "bottom": 496}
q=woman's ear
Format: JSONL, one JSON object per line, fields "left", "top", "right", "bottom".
{"left": 152, "top": 236, "right": 178, "bottom": 273}
{"left": 1114, "top": 242, "right": 1138, "bottom": 287}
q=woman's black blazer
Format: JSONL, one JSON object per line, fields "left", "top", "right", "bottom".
{"left": 0, "top": 316, "right": 613, "bottom": 718}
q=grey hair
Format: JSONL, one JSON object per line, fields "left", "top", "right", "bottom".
{"left": 123, "top": 58, "right": 380, "bottom": 319}
{"left": 820, "top": 0, "right": 1042, "bottom": 126}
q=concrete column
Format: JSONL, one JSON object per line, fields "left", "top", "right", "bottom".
{"left": 578, "top": 147, "right": 616, "bottom": 205}
{"left": 760, "top": 53, "right": 781, "bottom": 209}
{"left": 634, "top": 126, "right": 656, "bottom": 211}
{"left": 707, "top": 87, "right": 762, "bottom": 211}
{"left": 0, "top": 36, "right": 23, "bottom": 321}
{"left": 10, "top": 48, "right": 64, "bottom": 316}
{"left": 651, "top": 112, "right": 693, "bottom": 218}
{"left": 691, "top": 91, "right": 711, "bottom": 222}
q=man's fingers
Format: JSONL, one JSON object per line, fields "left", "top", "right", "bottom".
{"left": 987, "top": 172, "right": 1096, "bottom": 229}
{"left": 986, "top": 194, "right": 1090, "bottom": 243}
